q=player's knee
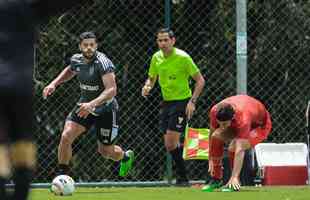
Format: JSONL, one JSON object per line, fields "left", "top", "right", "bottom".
{"left": 60, "top": 131, "right": 75, "bottom": 145}
{"left": 10, "top": 140, "right": 36, "bottom": 168}
{"left": 165, "top": 143, "right": 177, "bottom": 152}
{"left": 0, "top": 145, "right": 11, "bottom": 177}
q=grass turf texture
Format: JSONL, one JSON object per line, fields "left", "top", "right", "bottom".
{"left": 31, "top": 186, "right": 310, "bottom": 200}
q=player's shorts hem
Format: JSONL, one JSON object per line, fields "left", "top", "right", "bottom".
{"left": 65, "top": 118, "right": 90, "bottom": 130}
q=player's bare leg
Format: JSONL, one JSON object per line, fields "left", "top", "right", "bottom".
{"left": 97, "top": 143, "right": 124, "bottom": 161}
{"left": 0, "top": 145, "right": 11, "bottom": 200}
{"left": 165, "top": 130, "right": 189, "bottom": 185}
{"left": 203, "top": 130, "right": 226, "bottom": 192}
{"left": 57, "top": 121, "right": 85, "bottom": 174}
{"left": 97, "top": 143, "right": 134, "bottom": 177}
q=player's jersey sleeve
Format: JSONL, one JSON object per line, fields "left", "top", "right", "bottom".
{"left": 209, "top": 105, "right": 219, "bottom": 129}
{"left": 97, "top": 55, "right": 115, "bottom": 75}
{"left": 184, "top": 56, "right": 199, "bottom": 76}
{"left": 148, "top": 55, "right": 158, "bottom": 78}
{"left": 69, "top": 54, "right": 82, "bottom": 72}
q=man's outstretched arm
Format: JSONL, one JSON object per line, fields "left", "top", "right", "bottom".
{"left": 42, "top": 66, "right": 76, "bottom": 98}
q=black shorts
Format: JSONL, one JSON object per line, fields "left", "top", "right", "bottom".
{"left": 0, "top": 89, "right": 33, "bottom": 143}
{"left": 67, "top": 101, "right": 119, "bottom": 145}
{"left": 159, "top": 99, "right": 189, "bottom": 134}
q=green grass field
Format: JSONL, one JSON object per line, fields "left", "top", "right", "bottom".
{"left": 30, "top": 186, "right": 310, "bottom": 200}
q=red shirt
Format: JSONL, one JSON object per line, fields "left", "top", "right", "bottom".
{"left": 210, "top": 95, "right": 270, "bottom": 139}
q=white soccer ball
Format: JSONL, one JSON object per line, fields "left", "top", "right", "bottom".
{"left": 51, "top": 175, "right": 75, "bottom": 196}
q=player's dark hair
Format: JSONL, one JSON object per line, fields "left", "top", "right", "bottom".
{"left": 79, "top": 31, "right": 97, "bottom": 43}
{"left": 156, "top": 28, "right": 175, "bottom": 38}
{"left": 216, "top": 104, "right": 235, "bottom": 121}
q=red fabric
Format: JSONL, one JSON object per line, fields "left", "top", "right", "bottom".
{"left": 199, "top": 140, "right": 209, "bottom": 149}
{"left": 209, "top": 137, "right": 224, "bottom": 179}
{"left": 187, "top": 149, "right": 197, "bottom": 156}
{"left": 209, "top": 137, "right": 224, "bottom": 158}
{"left": 211, "top": 160, "right": 223, "bottom": 179}
{"left": 188, "top": 129, "right": 199, "bottom": 138}
{"left": 210, "top": 95, "right": 272, "bottom": 147}
{"left": 228, "top": 151, "right": 235, "bottom": 170}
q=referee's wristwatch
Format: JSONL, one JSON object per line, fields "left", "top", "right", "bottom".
{"left": 190, "top": 98, "right": 197, "bottom": 104}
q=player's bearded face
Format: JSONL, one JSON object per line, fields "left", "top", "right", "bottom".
{"left": 79, "top": 38, "right": 97, "bottom": 59}
{"left": 156, "top": 33, "right": 175, "bottom": 53}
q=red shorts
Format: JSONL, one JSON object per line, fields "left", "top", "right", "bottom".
{"left": 248, "top": 111, "right": 272, "bottom": 147}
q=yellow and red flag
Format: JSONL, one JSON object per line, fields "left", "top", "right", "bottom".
{"left": 183, "top": 127, "right": 209, "bottom": 160}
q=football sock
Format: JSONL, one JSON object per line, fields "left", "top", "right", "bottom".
{"left": 0, "top": 176, "right": 8, "bottom": 200}
{"left": 57, "top": 164, "right": 70, "bottom": 175}
{"left": 209, "top": 137, "right": 224, "bottom": 179}
{"left": 169, "top": 146, "right": 187, "bottom": 179}
{"left": 12, "top": 167, "right": 33, "bottom": 200}
{"left": 228, "top": 151, "right": 235, "bottom": 170}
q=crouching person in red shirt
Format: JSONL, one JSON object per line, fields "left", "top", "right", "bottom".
{"left": 203, "top": 95, "right": 272, "bottom": 192}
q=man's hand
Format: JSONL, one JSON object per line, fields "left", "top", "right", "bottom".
{"left": 186, "top": 100, "right": 196, "bottom": 120}
{"left": 225, "top": 176, "right": 241, "bottom": 191}
{"left": 77, "top": 102, "right": 95, "bottom": 118}
{"left": 142, "top": 85, "right": 152, "bottom": 97}
{"left": 42, "top": 83, "right": 56, "bottom": 99}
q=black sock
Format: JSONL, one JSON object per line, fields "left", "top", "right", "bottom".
{"left": 169, "top": 147, "right": 188, "bottom": 180}
{"left": 12, "top": 167, "right": 33, "bottom": 200}
{"left": 122, "top": 151, "right": 129, "bottom": 162}
{"left": 57, "top": 164, "right": 70, "bottom": 175}
{"left": 0, "top": 176, "right": 8, "bottom": 200}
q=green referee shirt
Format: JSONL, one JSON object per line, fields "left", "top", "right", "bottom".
{"left": 148, "top": 47, "right": 200, "bottom": 101}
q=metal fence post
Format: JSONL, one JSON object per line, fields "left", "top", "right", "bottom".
{"left": 236, "top": 0, "right": 247, "bottom": 94}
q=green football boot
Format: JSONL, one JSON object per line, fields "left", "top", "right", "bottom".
{"left": 202, "top": 178, "right": 223, "bottom": 192}
{"left": 119, "top": 150, "right": 134, "bottom": 177}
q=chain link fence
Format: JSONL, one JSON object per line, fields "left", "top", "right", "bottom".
{"left": 34, "top": 0, "right": 310, "bottom": 184}
{"left": 247, "top": 0, "right": 310, "bottom": 143}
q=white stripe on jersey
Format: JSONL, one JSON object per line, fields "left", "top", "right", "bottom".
{"left": 96, "top": 52, "right": 114, "bottom": 72}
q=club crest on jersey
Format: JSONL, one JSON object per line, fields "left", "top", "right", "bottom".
{"left": 178, "top": 117, "right": 184, "bottom": 124}
{"left": 76, "top": 67, "right": 80, "bottom": 72}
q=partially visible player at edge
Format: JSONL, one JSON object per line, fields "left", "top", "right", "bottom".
{"left": 43, "top": 32, "right": 134, "bottom": 178}
{"left": 0, "top": 1, "right": 90, "bottom": 200}
{"left": 203, "top": 95, "right": 272, "bottom": 192}
{"left": 142, "top": 28, "right": 205, "bottom": 186}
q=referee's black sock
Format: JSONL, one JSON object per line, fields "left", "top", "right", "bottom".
{"left": 12, "top": 167, "right": 33, "bottom": 200}
{"left": 169, "top": 146, "right": 188, "bottom": 181}
{"left": 0, "top": 176, "right": 8, "bottom": 200}
{"left": 57, "top": 164, "right": 70, "bottom": 175}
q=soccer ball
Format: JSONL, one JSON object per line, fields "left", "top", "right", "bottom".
{"left": 50, "top": 175, "right": 75, "bottom": 196}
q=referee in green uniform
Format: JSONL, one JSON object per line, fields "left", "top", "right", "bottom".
{"left": 142, "top": 28, "right": 205, "bottom": 185}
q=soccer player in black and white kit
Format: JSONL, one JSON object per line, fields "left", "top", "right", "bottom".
{"left": 0, "top": 1, "right": 90, "bottom": 200}
{"left": 43, "top": 32, "right": 134, "bottom": 178}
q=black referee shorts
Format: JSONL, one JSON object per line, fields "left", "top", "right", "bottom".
{"left": 0, "top": 89, "right": 33, "bottom": 144}
{"left": 159, "top": 98, "right": 189, "bottom": 134}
